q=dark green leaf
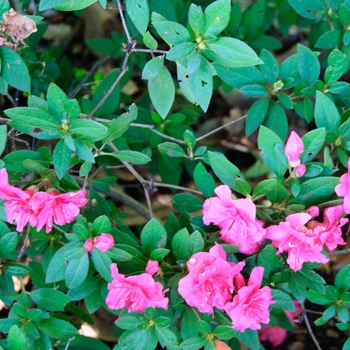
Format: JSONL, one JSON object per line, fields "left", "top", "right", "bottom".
{"left": 91, "top": 249, "right": 112, "bottom": 281}
{"left": 193, "top": 162, "right": 215, "bottom": 198}
{"left": 65, "top": 252, "right": 89, "bottom": 288}
{"left": 315, "top": 30, "right": 342, "bottom": 49}
{"left": 158, "top": 142, "right": 187, "bottom": 157}
{"left": 141, "top": 218, "right": 167, "bottom": 257}
{"left": 37, "top": 317, "right": 77, "bottom": 339}
{"left": 30, "top": 288, "right": 71, "bottom": 311}
{"left": 110, "top": 150, "right": 151, "bottom": 164}
{"left": 53, "top": 139, "right": 71, "bottom": 180}
{"left": 246, "top": 98, "right": 270, "bottom": 136}
{"left": 300, "top": 128, "right": 325, "bottom": 163}
{"left": 335, "top": 265, "right": 350, "bottom": 292}
{"left": 213, "top": 325, "right": 235, "bottom": 340}
{"left": 264, "top": 102, "right": 288, "bottom": 141}
{"left": 0, "top": 232, "right": 18, "bottom": 257}
{"left": 172, "top": 228, "right": 189, "bottom": 261}
{"left": 297, "top": 44, "right": 320, "bottom": 86}
{"left": 172, "top": 194, "right": 203, "bottom": 213}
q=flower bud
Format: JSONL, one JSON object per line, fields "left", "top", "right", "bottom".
{"left": 94, "top": 233, "right": 114, "bottom": 252}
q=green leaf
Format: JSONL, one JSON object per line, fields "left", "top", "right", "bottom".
{"left": 289, "top": 272, "right": 307, "bottom": 302}
{"left": 54, "top": 0, "right": 98, "bottom": 11}
{"left": 294, "top": 97, "right": 314, "bottom": 123}
{"left": 92, "top": 215, "right": 111, "bottom": 234}
{"left": 335, "top": 265, "right": 350, "bottom": 292}
{"left": 85, "top": 38, "right": 119, "bottom": 55}
{"left": 37, "top": 317, "right": 77, "bottom": 339}
{"left": 70, "top": 119, "right": 108, "bottom": 141}
{"left": 180, "top": 337, "right": 207, "bottom": 350}
{"left": 264, "top": 102, "right": 288, "bottom": 141}
{"left": 270, "top": 289, "right": 295, "bottom": 311}
{"left": 187, "top": 231, "right": 204, "bottom": 256}
{"left": 246, "top": 98, "right": 270, "bottom": 136}
{"left": 39, "top": 0, "right": 66, "bottom": 11}
{"left": 307, "top": 289, "right": 332, "bottom": 305}
{"left": 116, "top": 314, "right": 144, "bottom": 330}
{"left": 213, "top": 325, "right": 235, "bottom": 340}
{"left": 203, "top": 0, "right": 230, "bottom": 37}
{"left": 158, "top": 142, "right": 186, "bottom": 157}
{"left": 126, "top": 0, "right": 149, "bottom": 35}
{"left": 5, "top": 107, "right": 57, "bottom": 134}
{"left": 0, "top": 47, "right": 30, "bottom": 92}
{"left": 172, "top": 228, "right": 189, "bottom": 261}
{"left": 300, "top": 128, "right": 325, "bottom": 163}
{"left": 110, "top": 150, "right": 151, "bottom": 164}
{"left": 65, "top": 252, "right": 89, "bottom": 289}
{"left": 4, "top": 262, "right": 30, "bottom": 276}
{"left": 167, "top": 42, "right": 196, "bottom": 61}
{"left": 208, "top": 151, "right": 244, "bottom": 191}
{"left": 172, "top": 194, "right": 203, "bottom": 213}
{"left": 92, "top": 69, "right": 120, "bottom": 117}
{"left": 151, "top": 12, "right": 191, "bottom": 45}
{"left": 259, "top": 49, "right": 279, "bottom": 85}
{"left": 241, "top": 0, "right": 266, "bottom": 39}
{"left": 91, "top": 249, "right": 112, "bottom": 281}
{"left": 205, "top": 37, "right": 263, "bottom": 68}
{"left": 8, "top": 325, "right": 27, "bottom": 350}
{"left": 193, "top": 162, "right": 215, "bottom": 197}
{"left": 188, "top": 4, "right": 204, "bottom": 34}
{"left": 143, "top": 31, "right": 158, "bottom": 50}
{"left": 297, "top": 44, "right": 320, "bottom": 86}
{"left": 287, "top": 0, "right": 323, "bottom": 19}
{"left": 141, "top": 218, "right": 167, "bottom": 257}
{"left": 188, "top": 57, "right": 213, "bottom": 112}
{"left": 278, "top": 93, "right": 293, "bottom": 110}
{"left": 0, "top": 232, "right": 18, "bottom": 257}
{"left": 253, "top": 179, "right": 288, "bottom": 203}
{"left": 235, "top": 329, "right": 259, "bottom": 350}
{"left": 315, "top": 91, "right": 340, "bottom": 134}
{"left": 53, "top": 139, "right": 71, "bottom": 180}
{"left": 30, "top": 288, "right": 71, "bottom": 311}
{"left": 0, "top": 1, "right": 10, "bottom": 15}
{"left": 324, "top": 49, "right": 347, "bottom": 85}
{"left": 142, "top": 56, "right": 164, "bottom": 80}
{"left": 258, "top": 126, "right": 288, "bottom": 177}
{"left": 0, "top": 125, "right": 6, "bottom": 156}
{"left": 315, "top": 30, "right": 342, "bottom": 49}
{"left": 181, "top": 309, "right": 200, "bottom": 340}
{"left": 148, "top": 66, "right": 174, "bottom": 119}
{"left": 155, "top": 326, "right": 178, "bottom": 349}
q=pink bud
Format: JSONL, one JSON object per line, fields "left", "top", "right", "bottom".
{"left": 84, "top": 238, "right": 95, "bottom": 251}
{"left": 94, "top": 233, "right": 114, "bottom": 252}
{"left": 285, "top": 131, "right": 304, "bottom": 167}
{"left": 308, "top": 206, "right": 319, "bottom": 218}
{"left": 146, "top": 260, "right": 160, "bottom": 275}
{"left": 295, "top": 164, "right": 306, "bottom": 177}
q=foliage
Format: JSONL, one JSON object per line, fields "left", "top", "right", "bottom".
{"left": 1, "top": 0, "right": 350, "bottom": 349}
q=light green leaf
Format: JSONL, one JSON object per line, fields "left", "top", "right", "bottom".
{"left": 142, "top": 56, "right": 164, "bottom": 80}
{"left": 110, "top": 150, "right": 151, "bottom": 164}
{"left": 0, "top": 125, "right": 6, "bottom": 156}
{"left": 54, "top": 0, "right": 98, "bottom": 11}
{"left": 126, "top": 0, "right": 149, "bottom": 35}
{"left": 158, "top": 142, "right": 187, "bottom": 157}
{"left": 188, "top": 4, "right": 204, "bottom": 34}
{"left": 143, "top": 31, "right": 158, "bottom": 50}
{"left": 39, "top": 0, "right": 66, "bottom": 11}
{"left": 172, "top": 194, "right": 203, "bottom": 213}
{"left": 53, "top": 139, "right": 71, "bottom": 180}
{"left": 65, "top": 252, "right": 89, "bottom": 289}
{"left": 141, "top": 218, "right": 167, "bottom": 257}
{"left": 264, "top": 102, "right": 288, "bottom": 141}
{"left": 297, "top": 44, "right": 320, "bottom": 86}
{"left": 315, "top": 91, "right": 340, "bottom": 134}
{"left": 37, "top": 317, "right": 77, "bottom": 339}
{"left": 246, "top": 97, "right": 270, "bottom": 136}
{"left": 166, "top": 42, "right": 196, "bottom": 61}
{"left": 91, "top": 249, "right": 113, "bottom": 282}
{"left": 70, "top": 119, "right": 108, "bottom": 141}
{"left": 148, "top": 66, "right": 174, "bottom": 118}
{"left": 203, "top": 0, "right": 230, "bottom": 37}
{"left": 193, "top": 162, "right": 215, "bottom": 197}
{"left": 8, "top": 325, "right": 27, "bottom": 350}
{"left": 30, "top": 288, "right": 71, "bottom": 311}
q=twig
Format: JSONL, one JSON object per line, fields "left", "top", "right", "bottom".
{"left": 303, "top": 309, "right": 324, "bottom": 315}
{"left": 17, "top": 225, "right": 30, "bottom": 261}
{"left": 116, "top": 0, "right": 131, "bottom": 43}
{"left": 69, "top": 55, "right": 111, "bottom": 98}
{"left": 147, "top": 181, "right": 202, "bottom": 195}
{"left": 131, "top": 123, "right": 187, "bottom": 144}
{"left": 64, "top": 337, "right": 75, "bottom": 350}
{"left": 196, "top": 115, "right": 247, "bottom": 142}
{"left": 133, "top": 48, "right": 168, "bottom": 55}
{"left": 333, "top": 248, "right": 350, "bottom": 256}
{"left": 108, "top": 142, "right": 153, "bottom": 218}
{"left": 6, "top": 93, "right": 17, "bottom": 107}
{"left": 302, "top": 304, "right": 323, "bottom": 350}
{"left": 89, "top": 53, "right": 130, "bottom": 116}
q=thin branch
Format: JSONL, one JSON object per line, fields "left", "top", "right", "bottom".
{"left": 147, "top": 181, "right": 202, "bottom": 195}
{"left": 6, "top": 93, "right": 17, "bottom": 107}
{"left": 333, "top": 248, "right": 350, "bottom": 256}
{"left": 196, "top": 115, "right": 247, "bottom": 142}
{"left": 17, "top": 225, "right": 30, "bottom": 261}
{"left": 302, "top": 304, "right": 323, "bottom": 350}
{"left": 133, "top": 48, "right": 168, "bottom": 55}
{"left": 89, "top": 53, "right": 130, "bottom": 116}
{"left": 69, "top": 55, "right": 111, "bottom": 98}
{"left": 131, "top": 123, "right": 187, "bottom": 144}
{"left": 116, "top": 0, "right": 131, "bottom": 43}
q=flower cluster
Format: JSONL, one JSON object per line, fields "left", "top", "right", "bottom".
{"left": 266, "top": 207, "right": 347, "bottom": 271}
{"left": 178, "top": 244, "right": 274, "bottom": 332}
{"left": 84, "top": 233, "right": 115, "bottom": 253}
{"left": 0, "top": 169, "right": 88, "bottom": 233}
{"left": 335, "top": 158, "right": 350, "bottom": 214}
{"left": 203, "top": 185, "right": 266, "bottom": 255}
{"left": 106, "top": 261, "right": 168, "bottom": 313}
{"left": 1, "top": 8, "right": 37, "bottom": 49}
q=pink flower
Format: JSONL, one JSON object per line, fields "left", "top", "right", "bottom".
{"left": 106, "top": 263, "right": 168, "bottom": 312}
{"left": 178, "top": 243, "right": 245, "bottom": 314}
{"left": 29, "top": 189, "right": 88, "bottom": 233}
{"left": 146, "top": 260, "right": 160, "bottom": 275}
{"left": 202, "top": 185, "right": 266, "bottom": 255}
{"left": 94, "top": 233, "right": 114, "bottom": 252}
{"left": 0, "top": 169, "right": 37, "bottom": 232}
{"left": 265, "top": 213, "right": 329, "bottom": 271}
{"left": 285, "top": 131, "right": 306, "bottom": 176}
{"left": 309, "top": 205, "right": 347, "bottom": 251}
{"left": 335, "top": 158, "right": 350, "bottom": 213}
{"left": 308, "top": 206, "right": 319, "bottom": 218}
{"left": 84, "top": 238, "right": 95, "bottom": 251}
{"left": 224, "top": 267, "right": 274, "bottom": 332}
{"left": 285, "top": 131, "right": 304, "bottom": 167}
{"left": 259, "top": 301, "right": 301, "bottom": 346}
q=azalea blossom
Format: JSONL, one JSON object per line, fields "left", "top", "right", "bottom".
{"left": 224, "top": 266, "right": 274, "bottom": 332}
{"left": 29, "top": 189, "right": 88, "bottom": 233}
{"left": 0, "top": 169, "right": 37, "bottom": 232}
{"left": 178, "top": 243, "right": 245, "bottom": 314}
{"left": 285, "top": 131, "right": 306, "bottom": 177}
{"left": 94, "top": 233, "right": 114, "bottom": 252}
{"left": 106, "top": 263, "right": 168, "bottom": 313}
{"left": 265, "top": 209, "right": 346, "bottom": 271}
{"left": 335, "top": 158, "right": 350, "bottom": 214}
{"left": 202, "top": 185, "right": 266, "bottom": 255}
{"left": 146, "top": 260, "right": 161, "bottom": 275}
{"left": 84, "top": 238, "right": 95, "bottom": 252}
